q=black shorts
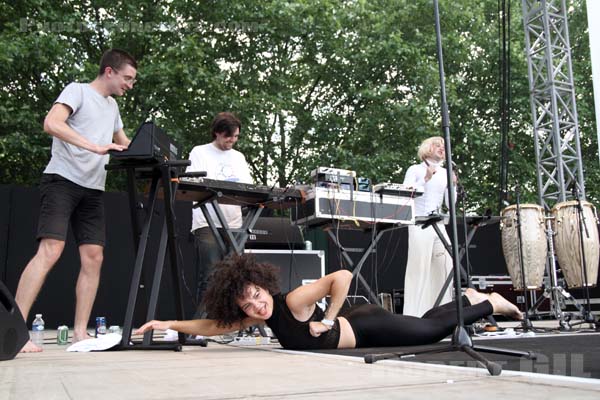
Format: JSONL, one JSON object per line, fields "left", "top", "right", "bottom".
{"left": 37, "top": 174, "right": 105, "bottom": 246}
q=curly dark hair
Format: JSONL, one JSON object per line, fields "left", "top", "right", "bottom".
{"left": 203, "top": 254, "right": 281, "bottom": 327}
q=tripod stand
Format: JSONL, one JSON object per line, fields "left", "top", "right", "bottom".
{"left": 363, "top": 0, "right": 535, "bottom": 375}
{"left": 527, "top": 217, "right": 562, "bottom": 323}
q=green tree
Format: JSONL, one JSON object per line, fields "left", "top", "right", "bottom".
{"left": 0, "top": 0, "right": 596, "bottom": 215}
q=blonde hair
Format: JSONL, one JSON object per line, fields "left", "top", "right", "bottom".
{"left": 417, "top": 136, "right": 444, "bottom": 161}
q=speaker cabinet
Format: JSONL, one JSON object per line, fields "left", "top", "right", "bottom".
{"left": 0, "top": 281, "right": 29, "bottom": 360}
{"left": 244, "top": 250, "right": 325, "bottom": 292}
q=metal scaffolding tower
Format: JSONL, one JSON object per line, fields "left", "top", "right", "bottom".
{"left": 521, "top": 0, "right": 585, "bottom": 209}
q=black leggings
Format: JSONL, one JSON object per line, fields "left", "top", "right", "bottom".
{"left": 341, "top": 296, "right": 493, "bottom": 348}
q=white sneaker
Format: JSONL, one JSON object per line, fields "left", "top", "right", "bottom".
{"left": 164, "top": 329, "right": 179, "bottom": 341}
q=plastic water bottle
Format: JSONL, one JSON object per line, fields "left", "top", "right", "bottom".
{"left": 31, "top": 314, "right": 45, "bottom": 347}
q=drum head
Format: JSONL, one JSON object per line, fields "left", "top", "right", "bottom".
{"left": 501, "top": 204, "right": 544, "bottom": 215}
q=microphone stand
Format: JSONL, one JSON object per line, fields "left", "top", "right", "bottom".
{"left": 363, "top": 0, "right": 535, "bottom": 375}
{"left": 514, "top": 185, "right": 534, "bottom": 331}
{"left": 568, "top": 186, "right": 600, "bottom": 330}
{"left": 457, "top": 183, "right": 472, "bottom": 280}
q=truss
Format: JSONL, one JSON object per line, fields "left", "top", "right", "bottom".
{"left": 521, "top": 0, "right": 585, "bottom": 209}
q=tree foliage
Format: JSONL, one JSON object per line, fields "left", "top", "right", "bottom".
{"left": 0, "top": 0, "right": 596, "bottom": 213}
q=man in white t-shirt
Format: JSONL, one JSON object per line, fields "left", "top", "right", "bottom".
{"left": 15, "top": 49, "right": 137, "bottom": 352}
{"left": 186, "top": 112, "right": 252, "bottom": 318}
{"left": 402, "top": 136, "right": 456, "bottom": 317}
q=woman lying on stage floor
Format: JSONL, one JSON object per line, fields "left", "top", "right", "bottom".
{"left": 135, "top": 255, "right": 523, "bottom": 350}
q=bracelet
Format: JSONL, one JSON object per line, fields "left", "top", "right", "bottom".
{"left": 321, "top": 319, "right": 335, "bottom": 327}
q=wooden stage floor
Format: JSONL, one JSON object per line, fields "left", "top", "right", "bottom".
{"left": 2, "top": 324, "right": 600, "bottom": 400}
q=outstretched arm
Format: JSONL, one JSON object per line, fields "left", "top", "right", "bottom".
{"left": 135, "top": 317, "right": 262, "bottom": 337}
{"left": 44, "top": 103, "right": 128, "bottom": 154}
{"left": 285, "top": 269, "right": 353, "bottom": 336}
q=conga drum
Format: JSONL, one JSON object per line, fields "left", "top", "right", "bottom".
{"left": 500, "top": 204, "right": 547, "bottom": 290}
{"left": 551, "top": 201, "right": 600, "bottom": 288}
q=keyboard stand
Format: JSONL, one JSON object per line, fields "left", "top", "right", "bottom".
{"left": 192, "top": 187, "right": 269, "bottom": 336}
{"left": 106, "top": 160, "right": 190, "bottom": 351}
{"left": 326, "top": 224, "right": 409, "bottom": 306}
{"left": 196, "top": 197, "right": 263, "bottom": 256}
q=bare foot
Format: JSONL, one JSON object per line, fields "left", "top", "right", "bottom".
{"left": 464, "top": 288, "right": 489, "bottom": 305}
{"left": 20, "top": 340, "right": 43, "bottom": 353}
{"left": 489, "top": 292, "right": 523, "bottom": 320}
{"left": 72, "top": 331, "right": 91, "bottom": 343}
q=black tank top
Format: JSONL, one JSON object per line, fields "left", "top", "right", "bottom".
{"left": 266, "top": 293, "right": 340, "bottom": 350}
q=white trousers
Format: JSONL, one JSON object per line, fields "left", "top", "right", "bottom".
{"left": 403, "top": 222, "right": 453, "bottom": 317}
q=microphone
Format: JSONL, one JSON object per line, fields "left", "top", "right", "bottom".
{"left": 450, "top": 161, "right": 459, "bottom": 183}
{"left": 451, "top": 161, "right": 459, "bottom": 173}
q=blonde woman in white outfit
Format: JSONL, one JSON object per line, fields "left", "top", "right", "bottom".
{"left": 402, "top": 136, "right": 456, "bottom": 317}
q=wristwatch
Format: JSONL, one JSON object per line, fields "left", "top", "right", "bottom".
{"left": 321, "top": 319, "right": 335, "bottom": 327}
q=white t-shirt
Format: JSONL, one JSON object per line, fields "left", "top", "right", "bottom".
{"left": 403, "top": 160, "right": 449, "bottom": 216}
{"left": 187, "top": 142, "right": 252, "bottom": 231}
{"left": 44, "top": 82, "right": 123, "bottom": 191}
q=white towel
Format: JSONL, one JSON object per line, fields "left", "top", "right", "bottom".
{"left": 66, "top": 333, "right": 122, "bottom": 352}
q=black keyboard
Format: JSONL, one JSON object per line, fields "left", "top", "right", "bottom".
{"left": 176, "top": 178, "right": 306, "bottom": 209}
{"left": 109, "top": 122, "right": 179, "bottom": 163}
